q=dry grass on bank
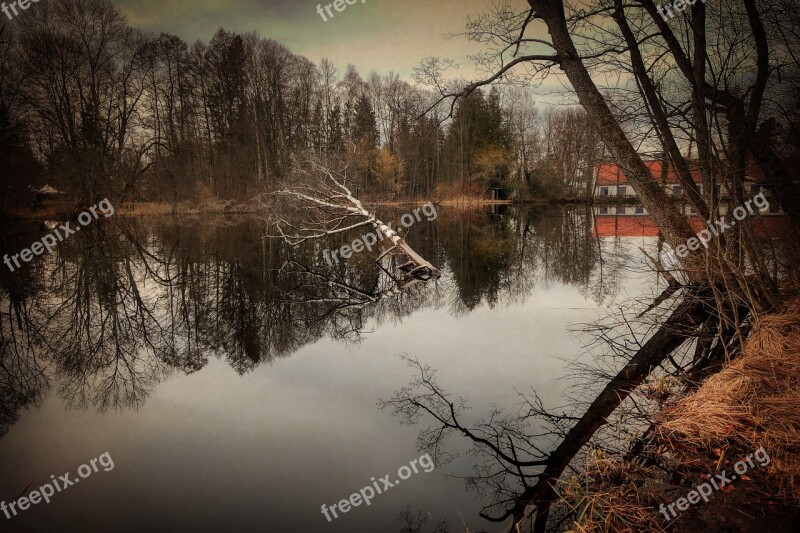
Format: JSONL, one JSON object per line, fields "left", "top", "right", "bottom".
{"left": 5, "top": 197, "right": 508, "bottom": 219}
{"left": 560, "top": 298, "right": 800, "bottom": 532}
{"left": 437, "top": 195, "right": 511, "bottom": 208}
{"left": 557, "top": 455, "right": 667, "bottom": 533}
{"left": 658, "top": 297, "right": 800, "bottom": 501}
{"left": 113, "top": 200, "right": 257, "bottom": 217}
{"left": 4, "top": 199, "right": 260, "bottom": 219}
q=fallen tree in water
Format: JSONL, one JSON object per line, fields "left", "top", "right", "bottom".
{"left": 255, "top": 154, "right": 440, "bottom": 283}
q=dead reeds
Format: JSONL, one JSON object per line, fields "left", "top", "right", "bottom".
{"left": 657, "top": 297, "right": 800, "bottom": 501}
{"left": 557, "top": 452, "right": 667, "bottom": 533}
{"left": 554, "top": 298, "right": 800, "bottom": 532}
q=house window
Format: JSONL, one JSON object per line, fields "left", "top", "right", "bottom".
{"left": 599, "top": 207, "right": 609, "bottom": 215}
{"left": 600, "top": 187, "right": 609, "bottom": 196}
{"left": 618, "top": 186, "right": 627, "bottom": 197}
{"left": 751, "top": 184, "right": 761, "bottom": 195}
{"left": 672, "top": 185, "right": 683, "bottom": 196}
{"left": 635, "top": 205, "right": 645, "bottom": 214}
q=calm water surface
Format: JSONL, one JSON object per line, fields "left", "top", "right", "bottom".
{"left": 0, "top": 206, "right": 663, "bottom": 532}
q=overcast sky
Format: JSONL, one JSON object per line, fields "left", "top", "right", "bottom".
{"left": 113, "top": 0, "right": 506, "bottom": 79}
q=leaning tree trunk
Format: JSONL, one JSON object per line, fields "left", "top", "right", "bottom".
{"left": 529, "top": 0, "right": 699, "bottom": 262}
{"left": 265, "top": 156, "right": 440, "bottom": 281}
{"left": 311, "top": 173, "right": 440, "bottom": 280}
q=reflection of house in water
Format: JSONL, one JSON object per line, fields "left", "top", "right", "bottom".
{"left": 592, "top": 212, "right": 660, "bottom": 238}
{"left": 593, "top": 209, "right": 789, "bottom": 238}
{"left": 593, "top": 160, "right": 772, "bottom": 201}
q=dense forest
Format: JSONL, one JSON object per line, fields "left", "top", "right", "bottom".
{"left": 0, "top": 0, "right": 605, "bottom": 207}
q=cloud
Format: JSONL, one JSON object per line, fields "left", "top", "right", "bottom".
{"left": 113, "top": 0, "right": 490, "bottom": 77}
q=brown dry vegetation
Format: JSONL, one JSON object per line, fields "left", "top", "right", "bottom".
{"left": 2, "top": 197, "right": 519, "bottom": 221}
{"left": 561, "top": 297, "right": 800, "bottom": 532}
{"left": 111, "top": 200, "right": 256, "bottom": 217}
{"left": 658, "top": 297, "right": 800, "bottom": 502}
{"left": 437, "top": 195, "right": 512, "bottom": 208}
{"left": 557, "top": 454, "right": 667, "bottom": 533}
{"left": 3, "top": 199, "right": 259, "bottom": 220}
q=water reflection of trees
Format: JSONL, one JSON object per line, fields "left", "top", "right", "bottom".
{"left": 0, "top": 223, "right": 51, "bottom": 436}
{"left": 0, "top": 206, "right": 619, "bottom": 435}
{"left": 435, "top": 205, "right": 618, "bottom": 312}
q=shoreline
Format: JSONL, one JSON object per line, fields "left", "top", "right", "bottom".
{"left": 0, "top": 198, "right": 594, "bottom": 220}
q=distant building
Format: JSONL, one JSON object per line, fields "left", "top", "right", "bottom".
{"left": 593, "top": 202, "right": 781, "bottom": 220}
{"left": 592, "top": 160, "right": 767, "bottom": 200}
{"left": 489, "top": 187, "right": 508, "bottom": 201}
{"left": 593, "top": 161, "right": 786, "bottom": 238}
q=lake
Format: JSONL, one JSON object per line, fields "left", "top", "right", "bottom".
{"left": 0, "top": 205, "right": 680, "bottom": 532}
